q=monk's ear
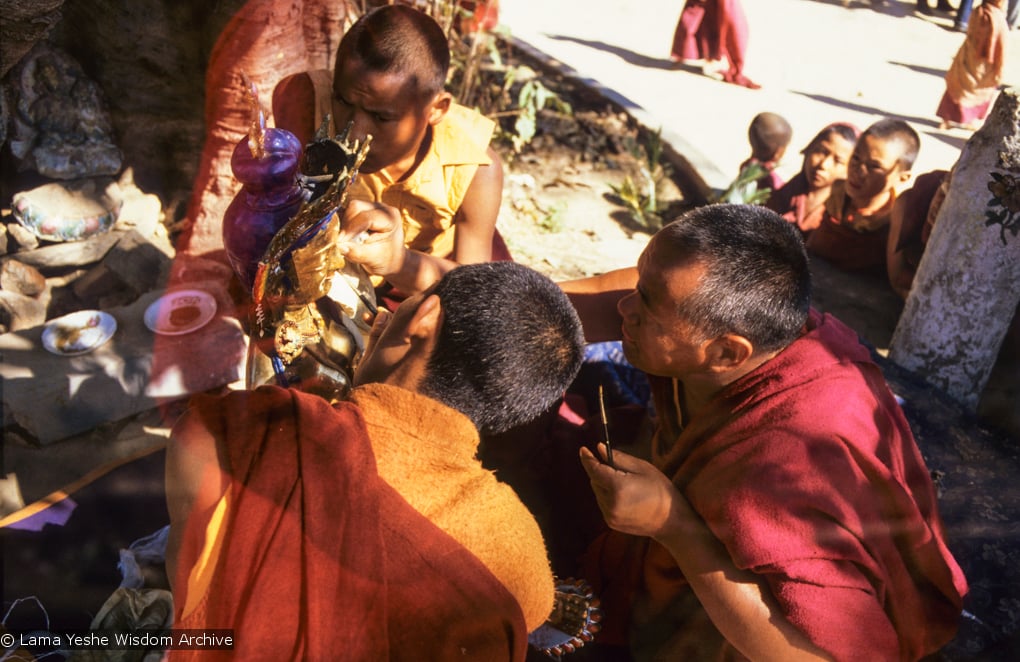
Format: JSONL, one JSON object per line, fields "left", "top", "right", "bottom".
{"left": 407, "top": 293, "right": 443, "bottom": 344}
{"left": 427, "top": 91, "right": 452, "bottom": 126}
{"left": 896, "top": 169, "right": 913, "bottom": 187}
{"left": 703, "top": 334, "right": 754, "bottom": 372}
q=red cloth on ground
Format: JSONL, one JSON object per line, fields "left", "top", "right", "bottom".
{"left": 670, "top": 0, "right": 750, "bottom": 79}
{"left": 583, "top": 311, "right": 967, "bottom": 661}
{"left": 171, "top": 386, "right": 527, "bottom": 661}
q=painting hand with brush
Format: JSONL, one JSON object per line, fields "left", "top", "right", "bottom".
{"left": 562, "top": 203, "right": 966, "bottom": 661}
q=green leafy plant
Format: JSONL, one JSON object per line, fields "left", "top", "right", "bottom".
{"left": 431, "top": 0, "right": 572, "bottom": 154}
{"left": 714, "top": 162, "right": 772, "bottom": 205}
{"left": 608, "top": 129, "right": 671, "bottom": 231}
{"left": 536, "top": 201, "right": 566, "bottom": 233}
{"left": 502, "top": 70, "right": 572, "bottom": 153}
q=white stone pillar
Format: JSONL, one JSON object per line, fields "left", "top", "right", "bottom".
{"left": 889, "top": 88, "right": 1020, "bottom": 411}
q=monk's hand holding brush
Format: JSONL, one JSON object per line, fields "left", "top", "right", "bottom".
{"left": 579, "top": 445, "right": 682, "bottom": 539}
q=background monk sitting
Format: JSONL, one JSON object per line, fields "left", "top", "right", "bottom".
{"left": 164, "top": 260, "right": 585, "bottom": 660}
{"left": 273, "top": 3, "right": 508, "bottom": 302}
{"left": 719, "top": 111, "right": 792, "bottom": 204}
{"left": 766, "top": 121, "right": 858, "bottom": 235}
{"left": 886, "top": 168, "right": 951, "bottom": 300}
{"left": 805, "top": 118, "right": 919, "bottom": 274}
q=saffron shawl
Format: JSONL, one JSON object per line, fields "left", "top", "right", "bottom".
{"left": 805, "top": 179, "right": 895, "bottom": 272}
{"left": 171, "top": 386, "right": 527, "bottom": 661}
{"left": 944, "top": 1, "right": 1008, "bottom": 111}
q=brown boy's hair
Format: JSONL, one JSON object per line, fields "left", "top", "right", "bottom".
{"left": 802, "top": 122, "right": 859, "bottom": 155}
{"left": 335, "top": 4, "right": 450, "bottom": 103}
{"left": 748, "top": 112, "right": 793, "bottom": 162}
{"left": 863, "top": 118, "right": 921, "bottom": 172}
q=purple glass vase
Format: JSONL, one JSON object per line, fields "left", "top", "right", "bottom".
{"left": 222, "top": 128, "right": 306, "bottom": 292}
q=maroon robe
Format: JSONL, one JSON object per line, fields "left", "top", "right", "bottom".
{"left": 582, "top": 311, "right": 967, "bottom": 660}
{"left": 670, "top": 0, "right": 750, "bottom": 80}
{"left": 766, "top": 171, "right": 827, "bottom": 235}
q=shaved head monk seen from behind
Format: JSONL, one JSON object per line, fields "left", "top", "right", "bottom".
{"left": 164, "top": 261, "right": 585, "bottom": 661}
{"left": 336, "top": 200, "right": 970, "bottom": 661}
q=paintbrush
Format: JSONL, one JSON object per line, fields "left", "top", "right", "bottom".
{"left": 597, "top": 383, "right": 614, "bottom": 467}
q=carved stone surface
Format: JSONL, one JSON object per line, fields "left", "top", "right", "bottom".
{"left": 890, "top": 88, "right": 1020, "bottom": 410}
{"left": 8, "top": 44, "right": 122, "bottom": 179}
{"left": 0, "top": 0, "right": 65, "bottom": 78}
{"left": 0, "top": 0, "right": 248, "bottom": 224}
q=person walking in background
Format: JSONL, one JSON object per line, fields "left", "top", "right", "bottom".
{"left": 670, "top": 0, "right": 760, "bottom": 89}
{"left": 917, "top": 0, "right": 958, "bottom": 16}
{"left": 937, "top": 0, "right": 1009, "bottom": 130}
{"left": 952, "top": 0, "right": 975, "bottom": 30}
{"left": 1007, "top": 0, "right": 1020, "bottom": 28}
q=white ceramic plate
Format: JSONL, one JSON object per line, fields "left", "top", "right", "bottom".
{"left": 42, "top": 310, "right": 117, "bottom": 356}
{"left": 144, "top": 289, "right": 217, "bottom": 336}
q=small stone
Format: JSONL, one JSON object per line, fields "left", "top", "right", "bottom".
{"left": 0, "top": 259, "right": 47, "bottom": 297}
{"left": 71, "top": 263, "right": 124, "bottom": 302}
{"left": 103, "top": 229, "right": 172, "bottom": 295}
{"left": 0, "top": 289, "right": 47, "bottom": 331}
{"left": 6, "top": 223, "right": 39, "bottom": 251}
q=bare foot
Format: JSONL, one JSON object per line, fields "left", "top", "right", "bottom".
{"left": 702, "top": 59, "right": 726, "bottom": 80}
{"left": 723, "top": 72, "right": 761, "bottom": 90}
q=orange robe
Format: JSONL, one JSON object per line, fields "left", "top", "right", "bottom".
{"left": 937, "top": 0, "right": 1008, "bottom": 124}
{"left": 302, "top": 70, "right": 497, "bottom": 260}
{"left": 806, "top": 179, "right": 895, "bottom": 273}
{"left": 171, "top": 384, "right": 544, "bottom": 660}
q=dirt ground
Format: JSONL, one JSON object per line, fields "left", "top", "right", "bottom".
{"left": 487, "top": 75, "right": 1018, "bottom": 441}
{"left": 496, "top": 131, "right": 660, "bottom": 282}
